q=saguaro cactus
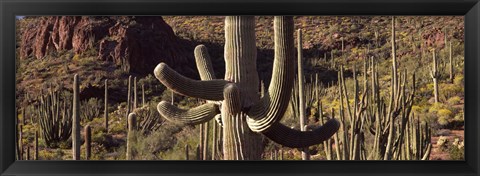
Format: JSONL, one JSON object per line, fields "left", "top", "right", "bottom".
{"left": 127, "top": 75, "right": 132, "bottom": 125}
{"left": 72, "top": 74, "right": 80, "bottom": 160}
{"left": 19, "top": 124, "right": 23, "bottom": 160}
{"left": 154, "top": 16, "right": 339, "bottom": 160}
{"left": 126, "top": 113, "right": 137, "bottom": 160}
{"left": 84, "top": 124, "right": 92, "bottom": 160}
{"left": 430, "top": 49, "right": 439, "bottom": 103}
{"left": 448, "top": 42, "right": 454, "bottom": 83}
{"left": 185, "top": 144, "right": 189, "bottom": 160}
{"left": 34, "top": 130, "right": 38, "bottom": 160}
{"left": 134, "top": 77, "right": 138, "bottom": 109}
{"left": 105, "top": 79, "right": 109, "bottom": 133}
{"left": 297, "top": 29, "right": 310, "bottom": 160}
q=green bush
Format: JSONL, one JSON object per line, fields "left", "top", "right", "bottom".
{"left": 81, "top": 97, "right": 103, "bottom": 122}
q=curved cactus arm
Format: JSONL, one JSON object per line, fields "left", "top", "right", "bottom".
{"left": 222, "top": 83, "right": 241, "bottom": 115}
{"left": 262, "top": 118, "right": 340, "bottom": 148}
{"left": 157, "top": 101, "right": 220, "bottom": 125}
{"left": 246, "top": 16, "right": 295, "bottom": 132}
{"left": 195, "top": 45, "right": 216, "bottom": 80}
{"left": 154, "top": 63, "right": 228, "bottom": 101}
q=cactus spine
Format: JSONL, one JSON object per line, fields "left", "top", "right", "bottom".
{"left": 84, "top": 124, "right": 91, "bottom": 160}
{"left": 104, "top": 79, "right": 108, "bottom": 133}
{"left": 72, "top": 74, "right": 80, "bottom": 160}
{"left": 154, "top": 16, "right": 339, "bottom": 160}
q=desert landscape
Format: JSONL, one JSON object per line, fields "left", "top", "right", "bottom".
{"left": 15, "top": 16, "right": 464, "bottom": 160}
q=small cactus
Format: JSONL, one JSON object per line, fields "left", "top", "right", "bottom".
{"left": 84, "top": 124, "right": 92, "bottom": 160}
{"left": 34, "top": 130, "right": 38, "bottom": 160}
{"left": 126, "top": 113, "right": 137, "bottom": 160}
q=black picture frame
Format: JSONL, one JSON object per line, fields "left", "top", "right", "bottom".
{"left": 1, "top": 0, "right": 479, "bottom": 175}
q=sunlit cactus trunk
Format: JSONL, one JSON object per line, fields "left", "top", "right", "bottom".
{"left": 220, "top": 16, "right": 264, "bottom": 160}
{"left": 154, "top": 16, "right": 339, "bottom": 160}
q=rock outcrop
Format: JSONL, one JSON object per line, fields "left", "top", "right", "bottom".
{"left": 19, "top": 16, "right": 195, "bottom": 76}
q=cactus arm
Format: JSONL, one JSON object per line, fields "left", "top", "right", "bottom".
{"left": 154, "top": 63, "right": 228, "bottom": 101}
{"left": 157, "top": 101, "right": 219, "bottom": 125}
{"left": 195, "top": 45, "right": 216, "bottom": 80}
{"left": 262, "top": 118, "right": 340, "bottom": 148}
{"left": 223, "top": 83, "right": 241, "bottom": 115}
{"left": 246, "top": 16, "right": 295, "bottom": 132}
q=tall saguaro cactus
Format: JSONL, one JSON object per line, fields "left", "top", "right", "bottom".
{"left": 154, "top": 16, "right": 340, "bottom": 160}
{"left": 104, "top": 79, "right": 109, "bottom": 133}
{"left": 72, "top": 74, "right": 81, "bottom": 160}
{"left": 297, "top": 29, "right": 310, "bottom": 160}
{"left": 430, "top": 50, "right": 439, "bottom": 103}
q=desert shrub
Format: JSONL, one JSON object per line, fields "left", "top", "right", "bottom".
{"left": 440, "top": 83, "right": 463, "bottom": 101}
{"left": 81, "top": 97, "right": 103, "bottom": 122}
{"left": 453, "top": 75, "right": 464, "bottom": 86}
{"left": 39, "top": 148, "right": 65, "bottom": 160}
{"left": 437, "top": 109, "right": 453, "bottom": 126}
{"left": 109, "top": 117, "right": 126, "bottom": 134}
{"left": 448, "top": 138, "right": 464, "bottom": 160}
{"left": 446, "top": 96, "right": 462, "bottom": 105}
{"left": 92, "top": 130, "right": 122, "bottom": 151}
{"left": 132, "top": 103, "right": 164, "bottom": 135}
{"left": 131, "top": 122, "right": 183, "bottom": 160}
{"left": 454, "top": 112, "right": 464, "bottom": 122}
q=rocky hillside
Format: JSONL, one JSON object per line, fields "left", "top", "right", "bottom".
{"left": 18, "top": 16, "right": 196, "bottom": 76}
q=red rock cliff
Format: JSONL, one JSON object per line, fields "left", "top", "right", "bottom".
{"left": 19, "top": 16, "right": 195, "bottom": 76}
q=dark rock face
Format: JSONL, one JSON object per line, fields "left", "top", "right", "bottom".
{"left": 19, "top": 16, "right": 195, "bottom": 76}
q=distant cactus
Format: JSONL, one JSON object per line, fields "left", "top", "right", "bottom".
{"left": 105, "top": 79, "right": 109, "bottom": 133}
{"left": 185, "top": 144, "right": 189, "bottom": 160}
{"left": 196, "top": 144, "right": 201, "bottom": 160}
{"left": 72, "top": 74, "right": 80, "bottom": 160}
{"left": 154, "top": 16, "right": 339, "bottom": 160}
{"left": 448, "top": 42, "right": 454, "bottom": 83}
{"left": 297, "top": 29, "right": 310, "bottom": 160}
{"left": 126, "top": 113, "right": 137, "bottom": 160}
{"left": 430, "top": 49, "right": 440, "bottom": 103}
{"left": 84, "top": 125, "right": 92, "bottom": 160}
{"left": 19, "top": 124, "right": 23, "bottom": 160}
{"left": 127, "top": 75, "right": 132, "bottom": 127}
{"left": 35, "top": 87, "right": 72, "bottom": 148}
{"left": 34, "top": 130, "right": 38, "bottom": 160}
{"left": 134, "top": 77, "right": 138, "bottom": 109}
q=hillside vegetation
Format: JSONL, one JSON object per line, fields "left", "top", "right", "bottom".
{"left": 16, "top": 16, "right": 464, "bottom": 160}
